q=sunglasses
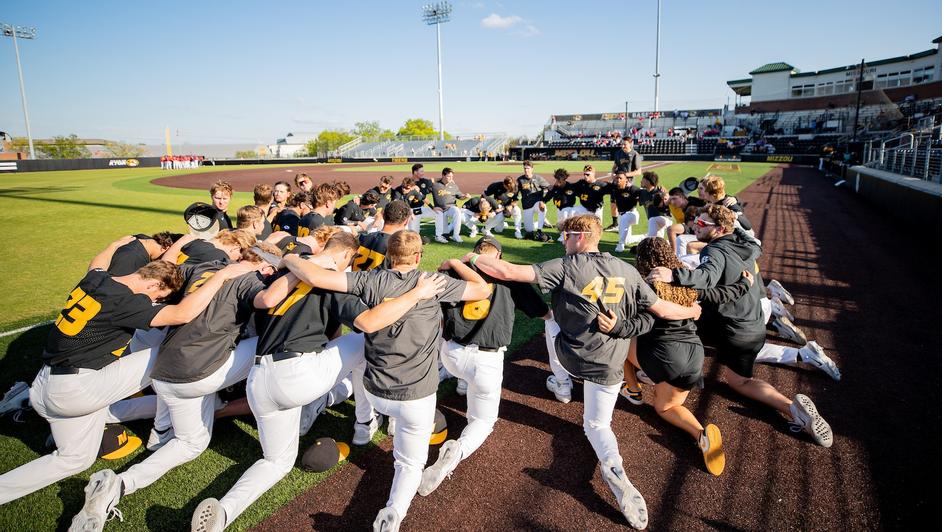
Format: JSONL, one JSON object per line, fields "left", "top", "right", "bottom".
{"left": 562, "top": 231, "right": 591, "bottom": 240}
{"left": 695, "top": 218, "right": 716, "bottom": 228}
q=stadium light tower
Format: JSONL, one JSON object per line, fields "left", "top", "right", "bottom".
{"left": 653, "top": 0, "right": 661, "bottom": 114}
{"left": 422, "top": 2, "right": 451, "bottom": 141}
{"left": 1, "top": 22, "right": 37, "bottom": 159}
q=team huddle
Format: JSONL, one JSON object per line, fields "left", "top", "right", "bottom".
{"left": 0, "top": 152, "right": 841, "bottom": 532}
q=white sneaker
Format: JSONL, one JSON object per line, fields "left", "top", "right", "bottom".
{"left": 299, "top": 394, "right": 330, "bottom": 436}
{"left": 352, "top": 415, "right": 383, "bottom": 446}
{"left": 456, "top": 379, "right": 468, "bottom": 396}
{"left": 434, "top": 235, "right": 448, "bottom": 244}
{"left": 545, "top": 375, "right": 572, "bottom": 404}
{"left": 767, "top": 279, "right": 794, "bottom": 305}
{"left": 619, "top": 385, "right": 643, "bottom": 406}
{"left": 372, "top": 506, "right": 401, "bottom": 532}
{"left": 450, "top": 235, "right": 463, "bottom": 243}
{"left": 772, "top": 316, "right": 807, "bottom": 345}
{"left": 635, "top": 370, "right": 655, "bottom": 386}
{"left": 614, "top": 244, "right": 625, "bottom": 253}
{"left": 799, "top": 341, "right": 841, "bottom": 381}
{"left": 0, "top": 381, "right": 29, "bottom": 416}
{"left": 469, "top": 226, "right": 478, "bottom": 238}
{"left": 600, "top": 460, "right": 648, "bottom": 530}
{"left": 789, "top": 394, "right": 833, "bottom": 447}
{"left": 418, "top": 439, "right": 462, "bottom": 496}
{"left": 146, "top": 425, "right": 174, "bottom": 452}
{"left": 69, "top": 469, "right": 123, "bottom": 532}
{"left": 482, "top": 228, "right": 494, "bottom": 237}
{"left": 514, "top": 230, "right": 524, "bottom": 239}
{"left": 191, "top": 498, "right": 226, "bottom": 532}
{"left": 557, "top": 234, "right": 564, "bottom": 242}
{"left": 770, "top": 296, "right": 794, "bottom": 322}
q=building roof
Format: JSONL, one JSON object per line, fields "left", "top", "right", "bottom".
{"left": 749, "top": 62, "right": 796, "bottom": 75}
{"left": 932, "top": 35, "right": 942, "bottom": 44}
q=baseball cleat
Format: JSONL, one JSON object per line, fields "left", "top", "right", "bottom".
{"left": 772, "top": 316, "right": 807, "bottom": 345}
{"left": 0, "top": 381, "right": 30, "bottom": 416}
{"left": 455, "top": 379, "right": 468, "bottom": 396}
{"left": 450, "top": 235, "right": 463, "bottom": 243}
{"left": 699, "top": 424, "right": 725, "bottom": 477}
{"left": 604, "top": 222, "right": 619, "bottom": 232}
{"left": 619, "top": 385, "right": 643, "bottom": 406}
{"left": 789, "top": 394, "right": 833, "bottom": 448}
{"left": 434, "top": 235, "right": 448, "bottom": 244}
{"left": 767, "top": 279, "right": 794, "bottom": 305}
{"left": 418, "top": 439, "right": 462, "bottom": 496}
{"left": 799, "top": 341, "right": 841, "bottom": 381}
{"left": 299, "top": 394, "right": 330, "bottom": 437}
{"left": 614, "top": 244, "right": 625, "bottom": 253}
{"left": 545, "top": 375, "right": 572, "bottom": 404}
{"left": 769, "top": 296, "right": 794, "bottom": 322}
{"left": 372, "top": 506, "right": 401, "bottom": 532}
{"left": 514, "top": 230, "right": 524, "bottom": 239}
{"left": 352, "top": 414, "right": 383, "bottom": 446}
{"left": 600, "top": 460, "right": 648, "bottom": 530}
{"left": 191, "top": 498, "right": 226, "bottom": 532}
{"left": 635, "top": 370, "right": 655, "bottom": 386}
{"left": 468, "top": 226, "right": 478, "bottom": 239}
{"left": 146, "top": 425, "right": 174, "bottom": 452}
{"left": 482, "top": 228, "right": 494, "bottom": 237}
{"left": 69, "top": 469, "right": 123, "bottom": 532}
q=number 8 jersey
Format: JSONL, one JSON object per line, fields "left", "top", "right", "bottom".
{"left": 533, "top": 252, "right": 658, "bottom": 386}
{"left": 42, "top": 269, "right": 165, "bottom": 370}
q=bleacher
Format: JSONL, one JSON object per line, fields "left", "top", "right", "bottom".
{"left": 343, "top": 135, "right": 506, "bottom": 158}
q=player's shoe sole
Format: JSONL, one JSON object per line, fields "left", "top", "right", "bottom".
{"left": 700, "top": 424, "right": 725, "bottom": 477}
{"left": 69, "top": 469, "right": 122, "bottom": 532}
{"left": 772, "top": 316, "right": 807, "bottom": 345}
{"left": 373, "top": 506, "right": 401, "bottom": 532}
{"left": 601, "top": 460, "right": 648, "bottom": 530}
{"left": 191, "top": 498, "right": 225, "bottom": 532}
{"left": 0, "top": 381, "right": 29, "bottom": 416}
{"left": 799, "top": 341, "right": 841, "bottom": 381}
{"left": 769, "top": 296, "right": 794, "bottom": 322}
{"left": 619, "top": 385, "right": 643, "bottom": 405}
{"left": 767, "top": 279, "right": 794, "bottom": 305}
{"left": 789, "top": 394, "right": 833, "bottom": 448}
{"left": 418, "top": 439, "right": 462, "bottom": 496}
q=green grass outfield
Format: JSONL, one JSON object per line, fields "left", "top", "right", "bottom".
{"left": 0, "top": 161, "right": 772, "bottom": 530}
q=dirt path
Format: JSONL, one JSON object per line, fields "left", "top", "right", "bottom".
{"left": 254, "top": 165, "right": 934, "bottom": 531}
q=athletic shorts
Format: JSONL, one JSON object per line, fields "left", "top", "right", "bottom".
{"left": 699, "top": 326, "right": 765, "bottom": 378}
{"left": 636, "top": 337, "right": 704, "bottom": 390}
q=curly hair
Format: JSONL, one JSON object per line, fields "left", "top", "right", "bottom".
{"left": 635, "top": 237, "right": 698, "bottom": 307}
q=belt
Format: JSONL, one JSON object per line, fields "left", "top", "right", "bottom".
{"left": 254, "top": 351, "right": 305, "bottom": 365}
{"left": 48, "top": 365, "right": 81, "bottom": 375}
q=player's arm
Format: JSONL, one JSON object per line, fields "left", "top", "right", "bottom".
{"left": 649, "top": 248, "right": 725, "bottom": 289}
{"left": 626, "top": 153, "right": 643, "bottom": 178}
{"left": 151, "top": 262, "right": 260, "bottom": 326}
{"left": 597, "top": 310, "right": 656, "bottom": 338}
{"left": 352, "top": 273, "right": 447, "bottom": 332}
{"left": 280, "top": 254, "right": 348, "bottom": 292}
{"left": 696, "top": 271, "right": 753, "bottom": 305}
{"left": 264, "top": 231, "right": 291, "bottom": 244}
{"left": 88, "top": 235, "right": 135, "bottom": 271}
{"left": 465, "top": 253, "right": 536, "bottom": 283}
{"left": 161, "top": 234, "right": 197, "bottom": 264}
{"left": 647, "top": 298, "right": 702, "bottom": 321}
{"left": 440, "top": 258, "right": 486, "bottom": 285}
{"left": 253, "top": 272, "right": 301, "bottom": 309}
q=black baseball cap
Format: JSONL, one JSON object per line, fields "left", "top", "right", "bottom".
{"left": 474, "top": 236, "right": 502, "bottom": 253}
{"left": 681, "top": 177, "right": 699, "bottom": 194}
{"left": 300, "top": 437, "right": 350, "bottom": 472}
{"left": 184, "top": 202, "right": 218, "bottom": 231}
{"left": 98, "top": 424, "right": 142, "bottom": 460}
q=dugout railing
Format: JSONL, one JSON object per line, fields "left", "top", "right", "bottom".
{"left": 863, "top": 123, "right": 942, "bottom": 183}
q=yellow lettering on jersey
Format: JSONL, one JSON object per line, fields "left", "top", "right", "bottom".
{"left": 352, "top": 246, "right": 386, "bottom": 272}
{"left": 111, "top": 339, "right": 130, "bottom": 358}
{"left": 55, "top": 287, "right": 103, "bottom": 336}
{"left": 176, "top": 253, "right": 189, "bottom": 265}
{"left": 269, "top": 282, "right": 313, "bottom": 316}
{"left": 580, "top": 276, "right": 604, "bottom": 302}
{"left": 285, "top": 242, "right": 296, "bottom": 251}
{"left": 580, "top": 276, "right": 625, "bottom": 305}
{"left": 187, "top": 271, "right": 216, "bottom": 294}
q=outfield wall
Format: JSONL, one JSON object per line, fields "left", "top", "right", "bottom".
{"left": 844, "top": 165, "right": 942, "bottom": 232}
{"left": 4, "top": 157, "right": 161, "bottom": 172}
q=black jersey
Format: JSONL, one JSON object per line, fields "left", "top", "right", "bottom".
{"left": 416, "top": 177, "right": 435, "bottom": 198}
{"left": 367, "top": 186, "right": 394, "bottom": 209}
{"left": 108, "top": 237, "right": 152, "bottom": 276}
{"left": 483, "top": 181, "right": 518, "bottom": 209}
{"left": 334, "top": 200, "right": 366, "bottom": 226}
{"left": 353, "top": 231, "right": 391, "bottom": 271}
{"left": 298, "top": 212, "right": 330, "bottom": 236}
{"left": 611, "top": 185, "right": 642, "bottom": 213}
{"left": 178, "top": 239, "right": 229, "bottom": 266}
{"left": 517, "top": 174, "right": 550, "bottom": 209}
{"left": 275, "top": 235, "right": 313, "bottom": 256}
{"left": 259, "top": 217, "right": 273, "bottom": 240}
{"left": 442, "top": 267, "right": 547, "bottom": 349}
{"left": 395, "top": 187, "right": 426, "bottom": 214}
{"left": 641, "top": 188, "right": 671, "bottom": 218}
{"left": 42, "top": 269, "right": 164, "bottom": 370}
{"left": 463, "top": 196, "right": 498, "bottom": 222}
{"left": 273, "top": 209, "right": 302, "bottom": 236}
{"left": 214, "top": 208, "right": 233, "bottom": 230}
{"left": 256, "top": 280, "right": 367, "bottom": 357}
{"left": 575, "top": 180, "right": 611, "bottom": 211}
{"left": 547, "top": 182, "right": 577, "bottom": 209}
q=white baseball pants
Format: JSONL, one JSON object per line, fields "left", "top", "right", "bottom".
{"left": 514, "top": 205, "right": 545, "bottom": 233}
{"left": 218, "top": 333, "right": 373, "bottom": 524}
{"left": 618, "top": 210, "right": 642, "bottom": 246}
{"left": 674, "top": 234, "right": 698, "bottom": 257}
{"left": 364, "top": 389, "right": 436, "bottom": 521}
{"left": 118, "top": 337, "right": 258, "bottom": 495}
{"left": 435, "top": 206, "right": 462, "bottom": 238}
{"left": 440, "top": 340, "right": 505, "bottom": 458}
{"left": 647, "top": 215, "right": 672, "bottom": 238}
{"left": 0, "top": 346, "right": 158, "bottom": 504}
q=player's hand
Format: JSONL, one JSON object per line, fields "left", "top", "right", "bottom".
{"left": 434, "top": 207, "right": 443, "bottom": 213}
{"left": 220, "top": 261, "right": 259, "bottom": 278}
{"left": 741, "top": 270, "right": 754, "bottom": 286}
{"left": 438, "top": 259, "right": 454, "bottom": 271}
{"left": 647, "top": 267, "right": 673, "bottom": 283}
{"left": 721, "top": 196, "right": 738, "bottom": 207}
{"left": 690, "top": 302, "right": 702, "bottom": 320}
{"left": 538, "top": 201, "right": 546, "bottom": 212}
{"left": 461, "top": 252, "right": 476, "bottom": 264}
{"left": 414, "top": 272, "right": 447, "bottom": 300}
{"left": 597, "top": 308, "right": 617, "bottom": 333}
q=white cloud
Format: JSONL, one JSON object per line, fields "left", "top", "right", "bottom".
{"left": 481, "top": 13, "right": 523, "bottom": 29}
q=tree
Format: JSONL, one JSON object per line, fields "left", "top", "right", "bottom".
{"left": 353, "top": 121, "right": 395, "bottom": 140}
{"left": 39, "top": 134, "right": 91, "bottom": 159}
{"left": 7, "top": 137, "right": 30, "bottom": 154}
{"left": 234, "top": 150, "right": 257, "bottom": 159}
{"left": 396, "top": 118, "right": 452, "bottom": 139}
{"left": 103, "top": 141, "right": 146, "bottom": 158}
{"left": 306, "top": 129, "right": 356, "bottom": 156}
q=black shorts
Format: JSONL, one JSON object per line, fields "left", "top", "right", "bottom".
{"left": 636, "top": 337, "right": 704, "bottom": 390}
{"left": 699, "top": 326, "right": 765, "bottom": 378}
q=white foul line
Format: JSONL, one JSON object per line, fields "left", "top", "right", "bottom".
{"left": 0, "top": 320, "right": 53, "bottom": 338}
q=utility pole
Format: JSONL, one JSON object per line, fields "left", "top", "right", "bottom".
{"left": 852, "top": 58, "right": 865, "bottom": 142}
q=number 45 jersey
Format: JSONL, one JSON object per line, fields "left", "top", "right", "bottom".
{"left": 533, "top": 252, "right": 658, "bottom": 386}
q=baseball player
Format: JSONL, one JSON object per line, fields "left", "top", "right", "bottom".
{"left": 189, "top": 232, "right": 447, "bottom": 532}
{"left": 164, "top": 230, "right": 256, "bottom": 266}
{"left": 470, "top": 214, "right": 701, "bottom": 529}
{"left": 545, "top": 169, "right": 578, "bottom": 241}
{"left": 271, "top": 193, "right": 311, "bottom": 237}
{"left": 352, "top": 200, "right": 412, "bottom": 272}
{"left": 647, "top": 205, "right": 834, "bottom": 447}
{"left": 430, "top": 168, "right": 469, "bottom": 243}
{"left": 105, "top": 232, "right": 176, "bottom": 276}
{"left": 298, "top": 183, "right": 339, "bottom": 236}
{"left": 365, "top": 175, "right": 395, "bottom": 231}
{"left": 666, "top": 186, "right": 707, "bottom": 257}
{"left": 236, "top": 206, "right": 270, "bottom": 240}
{"left": 573, "top": 166, "right": 611, "bottom": 222}
{"left": 209, "top": 181, "right": 234, "bottom": 231}
{"left": 69, "top": 246, "right": 282, "bottom": 530}
{"left": 268, "top": 181, "right": 292, "bottom": 221}
{"left": 394, "top": 177, "right": 427, "bottom": 235}
{"left": 0, "top": 257, "right": 257, "bottom": 505}
{"left": 294, "top": 173, "right": 313, "bottom": 193}
{"left": 610, "top": 170, "right": 644, "bottom": 253}
{"left": 514, "top": 160, "right": 550, "bottom": 240}
{"left": 418, "top": 236, "right": 550, "bottom": 496}
{"left": 458, "top": 195, "right": 500, "bottom": 239}
{"left": 252, "top": 184, "right": 275, "bottom": 239}
{"left": 482, "top": 176, "right": 519, "bottom": 235}
{"left": 335, "top": 190, "right": 378, "bottom": 233}
{"left": 406, "top": 164, "right": 438, "bottom": 238}
{"left": 639, "top": 172, "right": 672, "bottom": 239}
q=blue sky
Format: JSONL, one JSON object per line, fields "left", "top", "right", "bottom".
{"left": 1, "top": 0, "right": 940, "bottom": 144}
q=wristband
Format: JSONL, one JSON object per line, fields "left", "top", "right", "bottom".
{"left": 469, "top": 253, "right": 480, "bottom": 266}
